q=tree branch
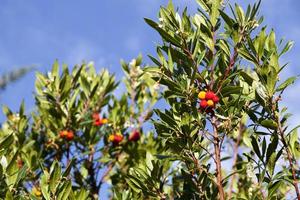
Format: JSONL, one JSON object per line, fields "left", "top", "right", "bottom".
{"left": 212, "top": 116, "right": 225, "bottom": 200}
{"left": 277, "top": 117, "right": 300, "bottom": 200}
{"left": 228, "top": 121, "right": 243, "bottom": 199}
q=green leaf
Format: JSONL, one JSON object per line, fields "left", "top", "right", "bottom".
{"left": 52, "top": 60, "right": 59, "bottom": 78}
{"left": 144, "top": 18, "right": 181, "bottom": 47}
{"left": 240, "top": 71, "right": 254, "bottom": 85}
{"left": 62, "top": 159, "right": 75, "bottom": 177}
{"left": 221, "top": 86, "right": 243, "bottom": 97}
{"left": 219, "top": 9, "right": 234, "bottom": 27}
{"left": 0, "top": 134, "right": 14, "bottom": 150}
{"left": 41, "top": 174, "right": 51, "bottom": 200}
{"left": 57, "top": 181, "right": 72, "bottom": 200}
{"left": 210, "top": 0, "right": 221, "bottom": 26}
{"left": 50, "top": 162, "right": 61, "bottom": 193}
{"left": 280, "top": 41, "right": 294, "bottom": 56}
{"left": 266, "top": 135, "right": 278, "bottom": 162}
{"left": 196, "top": 0, "right": 210, "bottom": 12}
{"left": 167, "top": 48, "right": 174, "bottom": 73}
{"left": 268, "top": 181, "right": 282, "bottom": 198}
{"left": 276, "top": 76, "right": 298, "bottom": 92}
{"left": 260, "top": 119, "right": 278, "bottom": 130}
{"left": 5, "top": 190, "right": 13, "bottom": 200}
{"left": 266, "top": 153, "right": 276, "bottom": 176}
{"left": 251, "top": 136, "right": 261, "bottom": 159}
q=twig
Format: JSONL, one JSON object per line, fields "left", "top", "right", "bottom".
{"left": 212, "top": 116, "right": 225, "bottom": 200}
{"left": 228, "top": 121, "right": 243, "bottom": 199}
{"left": 216, "top": 47, "right": 238, "bottom": 94}
{"left": 277, "top": 117, "right": 300, "bottom": 200}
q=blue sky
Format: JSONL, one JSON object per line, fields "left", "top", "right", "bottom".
{"left": 1, "top": 0, "right": 300, "bottom": 122}
{"left": 0, "top": 0, "right": 300, "bottom": 198}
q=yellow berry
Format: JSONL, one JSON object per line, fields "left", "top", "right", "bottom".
{"left": 32, "top": 187, "right": 42, "bottom": 197}
{"left": 108, "top": 135, "right": 115, "bottom": 142}
{"left": 101, "top": 118, "right": 108, "bottom": 124}
{"left": 207, "top": 100, "right": 214, "bottom": 107}
{"left": 198, "top": 91, "right": 206, "bottom": 100}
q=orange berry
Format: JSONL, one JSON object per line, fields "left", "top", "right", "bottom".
{"left": 101, "top": 118, "right": 108, "bottom": 124}
{"left": 200, "top": 100, "right": 208, "bottom": 109}
{"left": 108, "top": 135, "right": 115, "bottom": 142}
{"left": 207, "top": 100, "right": 214, "bottom": 107}
{"left": 59, "top": 130, "right": 68, "bottom": 139}
{"left": 66, "top": 131, "right": 74, "bottom": 141}
{"left": 198, "top": 91, "right": 206, "bottom": 100}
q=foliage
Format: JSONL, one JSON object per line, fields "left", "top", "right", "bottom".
{"left": 1, "top": 0, "right": 300, "bottom": 199}
{"left": 0, "top": 67, "right": 34, "bottom": 91}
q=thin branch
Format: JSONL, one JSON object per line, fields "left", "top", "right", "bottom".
{"left": 216, "top": 47, "right": 238, "bottom": 94}
{"left": 277, "top": 117, "right": 300, "bottom": 200}
{"left": 228, "top": 121, "right": 243, "bottom": 199}
{"left": 182, "top": 36, "right": 207, "bottom": 89}
{"left": 212, "top": 116, "right": 225, "bottom": 200}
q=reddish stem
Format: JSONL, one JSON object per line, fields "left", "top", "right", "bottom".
{"left": 212, "top": 117, "right": 225, "bottom": 200}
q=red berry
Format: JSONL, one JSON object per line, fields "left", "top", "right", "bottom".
{"left": 66, "top": 131, "right": 74, "bottom": 141}
{"left": 93, "top": 119, "right": 102, "bottom": 126}
{"left": 212, "top": 95, "right": 219, "bottom": 103}
{"left": 200, "top": 100, "right": 208, "bottom": 109}
{"left": 205, "top": 91, "right": 215, "bottom": 100}
{"left": 113, "top": 134, "right": 123, "bottom": 145}
{"left": 92, "top": 113, "right": 100, "bottom": 120}
{"left": 129, "top": 130, "right": 140, "bottom": 142}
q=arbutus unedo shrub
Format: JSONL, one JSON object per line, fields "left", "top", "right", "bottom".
{"left": 0, "top": 0, "right": 300, "bottom": 199}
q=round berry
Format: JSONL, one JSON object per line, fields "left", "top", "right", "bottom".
{"left": 66, "top": 131, "right": 74, "bottom": 141}
{"left": 198, "top": 91, "right": 206, "bottom": 100}
{"left": 212, "top": 95, "right": 219, "bottom": 103}
{"left": 200, "top": 100, "right": 208, "bottom": 109}
{"left": 129, "top": 130, "right": 140, "bottom": 142}
{"left": 205, "top": 91, "right": 215, "bottom": 100}
{"left": 59, "top": 130, "right": 68, "bottom": 139}
{"left": 207, "top": 100, "right": 214, "bottom": 107}
{"left": 101, "top": 118, "right": 108, "bottom": 124}
{"left": 108, "top": 135, "right": 115, "bottom": 142}
{"left": 93, "top": 119, "right": 102, "bottom": 126}
{"left": 114, "top": 135, "right": 123, "bottom": 144}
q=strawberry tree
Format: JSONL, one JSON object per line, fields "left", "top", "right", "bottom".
{"left": 124, "top": 0, "right": 300, "bottom": 199}
{"left": 0, "top": 0, "right": 300, "bottom": 200}
{"left": 0, "top": 57, "right": 159, "bottom": 199}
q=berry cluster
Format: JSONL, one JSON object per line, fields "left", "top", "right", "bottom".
{"left": 92, "top": 113, "right": 108, "bottom": 126}
{"left": 108, "top": 133, "right": 124, "bottom": 145}
{"left": 198, "top": 91, "right": 219, "bottom": 112}
{"left": 59, "top": 130, "right": 74, "bottom": 141}
{"left": 107, "top": 130, "right": 141, "bottom": 146}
